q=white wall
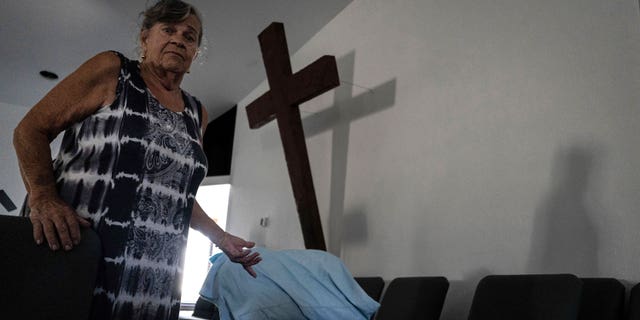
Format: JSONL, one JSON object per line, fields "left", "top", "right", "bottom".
{"left": 229, "top": 0, "right": 640, "bottom": 318}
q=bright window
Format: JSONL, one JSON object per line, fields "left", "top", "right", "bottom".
{"left": 181, "top": 182, "right": 230, "bottom": 304}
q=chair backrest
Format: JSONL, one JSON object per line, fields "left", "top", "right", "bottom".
{"left": 355, "top": 276, "right": 385, "bottom": 302}
{"left": 0, "top": 215, "right": 101, "bottom": 320}
{"left": 627, "top": 282, "right": 640, "bottom": 320}
{"left": 467, "top": 274, "right": 583, "bottom": 320}
{"left": 577, "top": 278, "right": 625, "bottom": 320}
{"left": 375, "top": 276, "right": 449, "bottom": 320}
{"left": 192, "top": 297, "right": 220, "bottom": 319}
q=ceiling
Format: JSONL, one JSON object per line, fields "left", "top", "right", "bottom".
{"left": 0, "top": 0, "right": 351, "bottom": 120}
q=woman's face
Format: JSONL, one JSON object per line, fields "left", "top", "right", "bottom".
{"left": 141, "top": 14, "right": 201, "bottom": 74}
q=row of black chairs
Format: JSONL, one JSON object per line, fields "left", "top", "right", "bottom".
{"left": 191, "top": 274, "right": 631, "bottom": 320}
{"left": 1, "top": 214, "right": 637, "bottom": 320}
{"left": 354, "top": 274, "right": 635, "bottom": 320}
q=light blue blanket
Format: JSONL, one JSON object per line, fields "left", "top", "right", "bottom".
{"left": 199, "top": 247, "right": 379, "bottom": 320}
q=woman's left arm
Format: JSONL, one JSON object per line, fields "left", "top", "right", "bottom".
{"left": 190, "top": 105, "right": 261, "bottom": 277}
{"left": 191, "top": 198, "right": 261, "bottom": 277}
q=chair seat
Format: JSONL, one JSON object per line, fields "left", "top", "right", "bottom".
{"left": 577, "top": 278, "right": 625, "bottom": 320}
{"left": 355, "top": 276, "right": 385, "bottom": 302}
{"left": 375, "top": 276, "right": 449, "bottom": 320}
{"left": 467, "top": 274, "right": 583, "bottom": 320}
{"left": 0, "top": 215, "right": 101, "bottom": 320}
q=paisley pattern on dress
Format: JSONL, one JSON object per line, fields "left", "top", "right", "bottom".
{"left": 51, "top": 51, "right": 207, "bottom": 320}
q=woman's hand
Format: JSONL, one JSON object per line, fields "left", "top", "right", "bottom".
{"left": 190, "top": 201, "right": 262, "bottom": 277}
{"left": 217, "top": 232, "right": 262, "bottom": 278}
{"left": 28, "top": 196, "right": 91, "bottom": 251}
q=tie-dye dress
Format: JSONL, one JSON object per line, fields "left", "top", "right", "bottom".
{"left": 51, "top": 51, "right": 207, "bottom": 319}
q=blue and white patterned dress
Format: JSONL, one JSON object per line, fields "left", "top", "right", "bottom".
{"left": 51, "top": 51, "right": 207, "bottom": 319}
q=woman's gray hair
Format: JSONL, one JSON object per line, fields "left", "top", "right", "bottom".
{"left": 140, "top": 0, "right": 203, "bottom": 46}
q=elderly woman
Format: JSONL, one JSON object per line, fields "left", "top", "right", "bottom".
{"left": 13, "top": 1, "right": 260, "bottom": 319}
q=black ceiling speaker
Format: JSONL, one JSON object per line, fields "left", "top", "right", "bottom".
{"left": 39, "top": 70, "right": 59, "bottom": 80}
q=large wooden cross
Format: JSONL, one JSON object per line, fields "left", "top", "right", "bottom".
{"left": 245, "top": 22, "right": 340, "bottom": 250}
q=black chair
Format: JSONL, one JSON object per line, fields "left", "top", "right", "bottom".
{"left": 627, "top": 282, "right": 640, "bottom": 320}
{"left": 191, "top": 297, "right": 220, "bottom": 319}
{"left": 0, "top": 214, "right": 101, "bottom": 320}
{"left": 355, "top": 276, "right": 385, "bottom": 302}
{"left": 375, "top": 276, "right": 449, "bottom": 320}
{"left": 577, "top": 278, "right": 625, "bottom": 320}
{"left": 467, "top": 274, "right": 583, "bottom": 320}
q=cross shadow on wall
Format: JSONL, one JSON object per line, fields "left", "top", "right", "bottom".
{"left": 303, "top": 51, "right": 397, "bottom": 256}
{"left": 527, "top": 144, "right": 602, "bottom": 276}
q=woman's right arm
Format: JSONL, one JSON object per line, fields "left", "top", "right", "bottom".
{"left": 13, "top": 51, "right": 121, "bottom": 251}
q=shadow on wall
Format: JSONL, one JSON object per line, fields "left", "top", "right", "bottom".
{"left": 302, "top": 50, "right": 397, "bottom": 257}
{"left": 527, "top": 144, "right": 602, "bottom": 276}
{"left": 341, "top": 207, "right": 369, "bottom": 244}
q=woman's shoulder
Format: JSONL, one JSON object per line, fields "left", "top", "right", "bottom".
{"left": 73, "top": 51, "right": 123, "bottom": 83}
{"left": 63, "top": 51, "right": 126, "bottom": 107}
{"left": 86, "top": 51, "right": 122, "bottom": 68}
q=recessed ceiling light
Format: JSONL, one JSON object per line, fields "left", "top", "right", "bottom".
{"left": 39, "top": 70, "right": 59, "bottom": 80}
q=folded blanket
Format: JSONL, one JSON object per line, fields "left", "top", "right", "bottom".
{"left": 199, "top": 247, "right": 379, "bottom": 320}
